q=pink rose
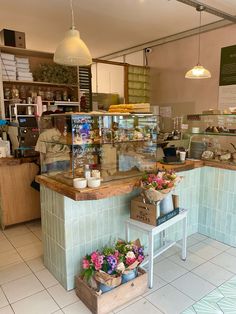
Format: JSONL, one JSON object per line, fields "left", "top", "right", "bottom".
{"left": 138, "top": 255, "right": 144, "bottom": 262}
{"left": 126, "top": 257, "right": 136, "bottom": 265}
{"left": 82, "top": 259, "right": 90, "bottom": 269}
{"left": 91, "top": 252, "right": 98, "bottom": 263}
{"left": 94, "top": 261, "right": 102, "bottom": 270}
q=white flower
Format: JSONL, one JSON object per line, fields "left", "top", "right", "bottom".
{"left": 126, "top": 251, "right": 135, "bottom": 259}
{"left": 125, "top": 244, "right": 133, "bottom": 250}
{"left": 116, "top": 262, "right": 125, "bottom": 273}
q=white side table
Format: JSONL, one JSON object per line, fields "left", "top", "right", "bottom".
{"left": 125, "top": 209, "right": 188, "bottom": 288}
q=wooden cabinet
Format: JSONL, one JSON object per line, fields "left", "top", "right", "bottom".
{"left": 0, "top": 161, "right": 40, "bottom": 229}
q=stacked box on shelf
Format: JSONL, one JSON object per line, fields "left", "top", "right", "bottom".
{"left": 0, "top": 52, "right": 16, "bottom": 81}
{"left": 15, "top": 57, "right": 33, "bottom": 81}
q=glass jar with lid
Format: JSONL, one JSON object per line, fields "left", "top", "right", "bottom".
{"left": 11, "top": 85, "right": 19, "bottom": 100}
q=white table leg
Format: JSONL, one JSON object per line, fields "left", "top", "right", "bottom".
{"left": 148, "top": 231, "right": 154, "bottom": 289}
{"left": 182, "top": 216, "right": 187, "bottom": 261}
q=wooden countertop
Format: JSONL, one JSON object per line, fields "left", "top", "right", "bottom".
{"left": 0, "top": 156, "right": 39, "bottom": 167}
{"left": 36, "top": 159, "right": 236, "bottom": 201}
{"left": 36, "top": 160, "right": 203, "bottom": 201}
{"left": 204, "top": 160, "right": 236, "bottom": 171}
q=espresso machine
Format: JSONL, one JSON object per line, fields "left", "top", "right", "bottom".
{"left": 8, "top": 116, "right": 39, "bottom": 157}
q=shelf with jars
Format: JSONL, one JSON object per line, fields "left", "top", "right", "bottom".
{"left": 0, "top": 45, "right": 92, "bottom": 119}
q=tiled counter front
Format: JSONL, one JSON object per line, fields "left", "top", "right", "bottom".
{"left": 198, "top": 166, "right": 236, "bottom": 246}
{"left": 40, "top": 168, "right": 200, "bottom": 290}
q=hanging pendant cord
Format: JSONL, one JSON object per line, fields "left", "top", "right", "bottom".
{"left": 70, "top": 0, "right": 75, "bottom": 29}
{"left": 197, "top": 10, "right": 202, "bottom": 65}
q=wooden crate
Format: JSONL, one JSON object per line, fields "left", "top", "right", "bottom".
{"left": 130, "top": 195, "right": 179, "bottom": 226}
{"left": 76, "top": 268, "right": 147, "bottom": 314}
{"left": 130, "top": 196, "right": 160, "bottom": 226}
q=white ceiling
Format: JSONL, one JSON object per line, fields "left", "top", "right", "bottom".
{"left": 0, "top": 0, "right": 235, "bottom": 58}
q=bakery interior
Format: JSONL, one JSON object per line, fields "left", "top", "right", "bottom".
{"left": 0, "top": 0, "right": 236, "bottom": 314}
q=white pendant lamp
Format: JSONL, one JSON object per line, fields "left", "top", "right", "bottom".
{"left": 185, "top": 5, "right": 211, "bottom": 79}
{"left": 54, "top": 0, "right": 92, "bottom": 66}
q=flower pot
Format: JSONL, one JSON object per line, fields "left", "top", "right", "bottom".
{"left": 98, "top": 282, "right": 116, "bottom": 293}
{"left": 122, "top": 268, "right": 138, "bottom": 284}
{"left": 160, "top": 193, "right": 173, "bottom": 215}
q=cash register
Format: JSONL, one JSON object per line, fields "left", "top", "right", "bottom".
{"left": 8, "top": 116, "right": 39, "bottom": 157}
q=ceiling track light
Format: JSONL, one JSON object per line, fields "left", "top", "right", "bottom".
{"left": 185, "top": 4, "right": 211, "bottom": 79}
{"left": 54, "top": 0, "right": 92, "bottom": 67}
{"left": 176, "top": 0, "right": 236, "bottom": 23}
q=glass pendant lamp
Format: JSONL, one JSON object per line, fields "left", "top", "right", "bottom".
{"left": 54, "top": 0, "right": 92, "bottom": 66}
{"left": 185, "top": 5, "right": 211, "bottom": 79}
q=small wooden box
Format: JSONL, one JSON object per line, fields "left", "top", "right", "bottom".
{"left": 130, "top": 196, "right": 160, "bottom": 226}
{"left": 76, "top": 268, "right": 147, "bottom": 314}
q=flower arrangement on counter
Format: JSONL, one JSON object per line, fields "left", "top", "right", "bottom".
{"left": 81, "top": 239, "right": 144, "bottom": 293}
{"left": 140, "top": 169, "right": 182, "bottom": 203}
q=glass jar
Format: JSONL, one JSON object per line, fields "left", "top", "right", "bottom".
{"left": 4, "top": 87, "right": 11, "bottom": 100}
{"left": 45, "top": 88, "right": 53, "bottom": 101}
{"left": 63, "top": 90, "right": 68, "bottom": 101}
{"left": 11, "top": 85, "right": 19, "bottom": 100}
{"left": 19, "top": 85, "right": 27, "bottom": 100}
{"left": 55, "top": 90, "right": 62, "bottom": 101}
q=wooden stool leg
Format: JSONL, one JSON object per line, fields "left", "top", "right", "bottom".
{"left": 182, "top": 216, "right": 187, "bottom": 261}
{"left": 148, "top": 231, "right": 154, "bottom": 288}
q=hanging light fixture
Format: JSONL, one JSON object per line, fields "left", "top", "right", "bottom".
{"left": 54, "top": 0, "right": 92, "bottom": 66}
{"left": 185, "top": 5, "right": 211, "bottom": 79}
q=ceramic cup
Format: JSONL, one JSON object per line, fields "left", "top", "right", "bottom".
{"left": 73, "top": 178, "right": 87, "bottom": 189}
{"left": 88, "top": 177, "right": 101, "bottom": 188}
{"left": 179, "top": 151, "right": 186, "bottom": 162}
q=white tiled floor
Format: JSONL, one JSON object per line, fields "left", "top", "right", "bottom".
{"left": 1, "top": 221, "right": 236, "bottom": 314}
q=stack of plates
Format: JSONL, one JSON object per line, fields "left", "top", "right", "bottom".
{"left": 190, "top": 141, "right": 207, "bottom": 159}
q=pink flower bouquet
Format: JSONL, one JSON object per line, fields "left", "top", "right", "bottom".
{"left": 140, "top": 169, "right": 182, "bottom": 203}
{"left": 115, "top": 239, "right": 144, "bottom": 274}
{"left": 81, "top": 239, "right": 145, "bottom": 292}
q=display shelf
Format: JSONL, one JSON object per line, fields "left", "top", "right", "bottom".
{"left": 189, "top": 132, "right": 236, "bottom": 136}
{"left": 188, "top": 114, "right": 236, "bottom": 117}
{"left": 38, "top": 113, "right": 159, "bottom": 182}
{"left": 3, "top": 80, "right": 78, "bottom": 88}
{"left": 40, "top": 139, "right": 155, "bottom": 146}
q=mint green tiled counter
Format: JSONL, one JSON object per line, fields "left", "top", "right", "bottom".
{"left": 40, "top": 166, "right": 236, "bottom": 290}
{"left": 198, "top": 167, "right": 236, "bottom": 247}
{"left": 40, "top": 168, "right": 201, "bottom": 290}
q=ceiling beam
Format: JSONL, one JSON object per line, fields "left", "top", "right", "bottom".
{"left": 176, "top": 0, "right": 236, "bottom": 23}
{"left": 99, "top": 19, "right": 231, "bottom": 60}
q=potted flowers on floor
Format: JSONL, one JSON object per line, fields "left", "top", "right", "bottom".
{"left": 81, "top": 239, "right": 145, "bottom": 293}
{"left": 115, "top": 239, "right": 145, "bottom": 284}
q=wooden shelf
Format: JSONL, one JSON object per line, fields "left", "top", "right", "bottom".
{"left": 3, "top": 80, "right": 77, "bottom": 88}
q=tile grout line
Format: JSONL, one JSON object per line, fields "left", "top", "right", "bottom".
{"left": 183, "top": 274, "right": 236, "bottom": 313}
{"left": 142, "top": 295, "right": 166, "bottom": 314}
{"left": 166, "top": 251, "right": 235, "bottom": 287}
{"left": 46, "top": 285, "right": 81, "bottom": 310}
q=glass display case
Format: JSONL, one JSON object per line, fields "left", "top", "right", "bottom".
{"left": 36, "top": 113, "right": 159, "bottom": 184}
{"left": 183, "top": 114, "right": 236, "bottom": 161}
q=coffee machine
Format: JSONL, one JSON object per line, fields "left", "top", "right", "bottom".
{"left": 8, "top": 116, "right": 39, "bottom": 157}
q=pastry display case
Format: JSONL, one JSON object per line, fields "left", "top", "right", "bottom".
{"left": 184, "top": 114, "right": 236, "bottom": 162}
{"left": 37, "top": 113, "right": 159, "bottom": 184}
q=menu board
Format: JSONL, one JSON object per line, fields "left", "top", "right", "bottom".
{"left": 219, "top": 44, "right": 236, "bottom": 110}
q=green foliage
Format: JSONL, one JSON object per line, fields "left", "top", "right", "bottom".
{"left": 33, "top": 63, "right": 78, "bottom": 85}
{"left": 82, "top": 268, "right": 94, "bottom": 281}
